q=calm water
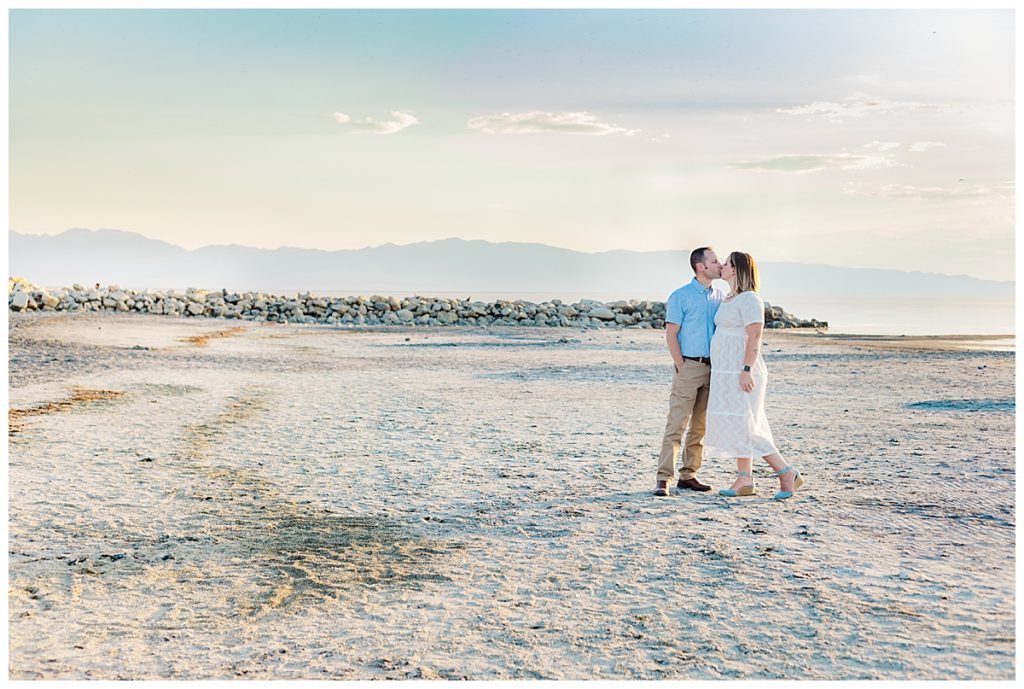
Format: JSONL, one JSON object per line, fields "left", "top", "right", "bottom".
{"left": 318, "top": 291, "right": 1014, "bottom": 338}
{"left": 763, "top": 296, "right": 1015, "bottom": 337}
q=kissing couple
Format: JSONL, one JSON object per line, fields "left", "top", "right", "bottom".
{"left": 654, "top": 246, "right": 805, "bottom": 500}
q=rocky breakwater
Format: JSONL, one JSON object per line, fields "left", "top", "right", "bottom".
{"left": 7, "top": 279, "right": 827, "bottom": 330}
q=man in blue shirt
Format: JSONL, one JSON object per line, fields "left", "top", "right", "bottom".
{"left": 655, "top": 246, "right": 725, "bottom": 496}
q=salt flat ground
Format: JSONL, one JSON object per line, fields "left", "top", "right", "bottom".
{"left": 7, "top": 313, "right": 1016, "bottom": 679}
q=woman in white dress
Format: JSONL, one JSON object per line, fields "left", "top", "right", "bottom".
{"left": 703, "top": 251, "right": 805, "bottom": 500}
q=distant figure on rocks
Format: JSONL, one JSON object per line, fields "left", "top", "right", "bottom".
{"left": 654, "top": 246, "right": 725, "bottom": 496}
{"left": 705, "top": 251, "right": 805, "bottom": 500}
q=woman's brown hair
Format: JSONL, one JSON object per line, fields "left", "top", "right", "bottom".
{"left": 729, "top": 251, "right": 759, "bottom": 294}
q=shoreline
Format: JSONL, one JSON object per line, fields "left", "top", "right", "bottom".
{"left": 8, "top": 310, "right": 1015, "bottom": 352}
{"left": 11, "top": 281, "right": 1014, "bottom": 341}
{"left": 770, "top": 330, "right": 1015, "bottom": 352}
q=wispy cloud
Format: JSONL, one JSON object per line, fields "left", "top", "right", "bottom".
{"left": 467, "top": 111, "right": 640, "bottom": 136}
{"left": 776, "top": 93, "right": 954, "bottom": 121}
{"left": 908, "top": 141, "right": 946, "bottom": 152}
{"left": 731, "top": 152, "right": 901, "bottom": 174}
{"left": 862, "top": 140, "right": 947, "bottom": 154}
{"left": 864, "top": 141, "right": 901, "bottom": 152}
{"left": 332, "top": 110, "right": 418, "bottom": 135}
{"left": 648, "top": 133, "right": 672, "bottom": 144}
{"left": 844, "top": 180, "right": 1014, "bottom": 200}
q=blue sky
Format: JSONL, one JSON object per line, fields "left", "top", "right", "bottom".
{"left": 8, "top": 8, "right": 1016, "bottom": 280}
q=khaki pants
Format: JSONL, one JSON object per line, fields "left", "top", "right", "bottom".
{"left": 657, "top": 361, "right": 711, "bottom": 482}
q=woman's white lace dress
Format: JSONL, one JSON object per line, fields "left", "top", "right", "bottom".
{"left": 703, "top": 290, "right": 779, "bottom": 459}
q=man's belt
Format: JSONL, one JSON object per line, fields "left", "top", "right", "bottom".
{"left": 683, "top": 356, "right": 711, "bottom": 365}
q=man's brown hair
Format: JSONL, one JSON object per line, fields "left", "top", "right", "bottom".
{"left": 689, "top": 246, "right": 713, "bottom": 274}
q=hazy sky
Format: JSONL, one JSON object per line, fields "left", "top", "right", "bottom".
{"left": 8, "top": 8, "right": 1015, "bottom": 280}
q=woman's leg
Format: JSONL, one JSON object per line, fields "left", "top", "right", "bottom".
{"left": 762, "top": 452, "right": 796, "bottom": 491}
{"left": 728, "top": 457, "right": 754, "bottom": 490}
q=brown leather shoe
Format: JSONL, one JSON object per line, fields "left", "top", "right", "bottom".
{"left": 653, "top": 480, "right": 669, "bottom": 497}
{"left": 677, "top": 477, "right": 711, "bottom": 492}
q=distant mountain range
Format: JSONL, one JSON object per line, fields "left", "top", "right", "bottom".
{"left": 8, "top": 228, "right": 1015, "bottom": 301}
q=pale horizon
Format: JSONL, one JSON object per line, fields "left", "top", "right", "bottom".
{"left": 9, "top": 9, "right": 1016, "bottom": 281}
{"left": 10, "top": 226, "right": 1016, "bottom": 285}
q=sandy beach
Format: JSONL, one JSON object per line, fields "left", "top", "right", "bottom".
{"left": 7, "top": 312, "right": 1015, "bottom": 679}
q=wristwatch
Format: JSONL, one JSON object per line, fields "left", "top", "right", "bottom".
{"left": 742, "top": 365, "right": 751, "bottom": 372}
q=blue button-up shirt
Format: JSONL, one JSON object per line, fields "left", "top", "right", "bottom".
{"left": 665, "top": 278, "right": 725, "bottom": 358}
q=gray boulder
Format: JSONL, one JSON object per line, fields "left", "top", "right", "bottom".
{"left": 11, "top": 291, "right": 31, "bottom": 311}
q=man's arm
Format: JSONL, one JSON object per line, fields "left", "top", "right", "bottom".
{"left": 665, "top": 322, "right": 685, "bottom": 372}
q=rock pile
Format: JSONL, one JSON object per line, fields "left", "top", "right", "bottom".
{"left": 7, "top": 280, "right": 827, "bottom": 329}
